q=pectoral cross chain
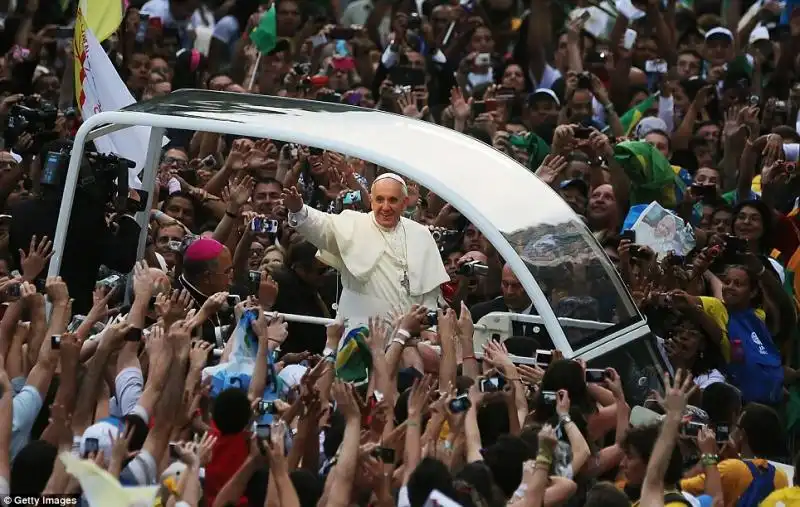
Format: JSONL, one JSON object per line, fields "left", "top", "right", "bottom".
{"left": 401, "top": 270, "right": 410, "bottom": 296}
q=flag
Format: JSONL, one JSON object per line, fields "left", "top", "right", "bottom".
{"left": 613, "top": 141, "right": 677, "bottom": 207}
{"left": 620, "top": 95, "right": 657, "bottom": 137}
{"left": 73, "top": 9, "right": 160, "bottom": 189}
{"left": 250, "top": 5, "right": 277, "bottom": 54}
{"left": 335, "top": 327, "right": 373, "bottom": 384}
{"left": 77, "top": 0, "right": 123, "bottom": 43}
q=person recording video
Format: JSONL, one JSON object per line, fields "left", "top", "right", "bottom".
{"left": 8, "top": 139, "right": 141, "bottom": 313}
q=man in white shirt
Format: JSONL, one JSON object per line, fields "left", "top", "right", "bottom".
{"left": 282, "top": 173, "right": 448, "bottom": 322}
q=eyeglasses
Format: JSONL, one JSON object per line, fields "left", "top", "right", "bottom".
{"left": 163, "top": 156, "right": 187, "bottom": 167}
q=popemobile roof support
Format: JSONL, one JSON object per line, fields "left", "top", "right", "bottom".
{"left": 47, "top": 90, "right": 668, "bottom": 400}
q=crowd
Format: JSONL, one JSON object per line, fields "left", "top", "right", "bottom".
{"left": 0, "top": 0, "right": 798, "bottom": 505}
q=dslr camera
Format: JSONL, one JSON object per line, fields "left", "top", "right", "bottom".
{"left": 5, "top": 96, "right": 59, "bottom": 154}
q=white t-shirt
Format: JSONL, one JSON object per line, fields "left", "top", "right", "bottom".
{"left": 528, "top": 63, "right": 562, "bottom": 91}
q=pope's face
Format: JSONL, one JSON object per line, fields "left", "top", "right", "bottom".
{"left": 371, "top": 179, "right": 408, "bottom": 229}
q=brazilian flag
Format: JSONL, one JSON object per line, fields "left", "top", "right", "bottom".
{"left": 620, "top": 95, "right": 657, "bottom": 137}
{"left": 335, "top": 327, "right": 373, "bottom": 385}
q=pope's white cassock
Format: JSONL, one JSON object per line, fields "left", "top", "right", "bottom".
{"left": 288, "top": 204, "right": 449, "bottom": 323}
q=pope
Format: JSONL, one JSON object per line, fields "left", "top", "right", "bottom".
{"left": 282, "top": 173, "right": 449, "bottom": 321}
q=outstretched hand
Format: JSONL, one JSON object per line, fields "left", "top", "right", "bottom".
{"left": 281, "top": 186, "right": 304, "bottom": 213}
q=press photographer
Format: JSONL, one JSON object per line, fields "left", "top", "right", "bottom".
{"left": 3, "top": 95, "right": 58, "bottom": 155}
{"left": 9, "top": 139, "right": 141, "bottom": 313}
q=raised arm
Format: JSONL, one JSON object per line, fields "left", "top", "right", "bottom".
{"left": 282, "top": 186, "right": 341, "bottom": 254}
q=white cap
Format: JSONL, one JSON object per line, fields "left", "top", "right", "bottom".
{"left": 749, "top": 25, "right": 770, "bottom": 44}
{"left": 705, "top": 26, "right": 734, "bottom": 41}
{"left": 9, "top": 151, "right": 22, "bottom": 164}
{"left": 373, "top": 173, "right": 408, "bottom": 195}
{"left": 530, "top": 88, "right": 561, "bottom": 106}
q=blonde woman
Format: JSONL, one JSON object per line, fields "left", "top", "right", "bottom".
{"left": 260, "top": 245, "right": 286, "bottom": 274}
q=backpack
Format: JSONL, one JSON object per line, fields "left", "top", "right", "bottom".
{"left": 736, "top": 461, "right": 776, "bottom": 507}
{"left": 725, "top": 309, "right": 784, "bottom": 404}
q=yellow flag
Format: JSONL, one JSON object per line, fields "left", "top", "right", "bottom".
{"left": 78, "top": 0, "right": 123, "bottom": 43}
{"left": 73, "top": 10, "right": 88, "bottom": 109}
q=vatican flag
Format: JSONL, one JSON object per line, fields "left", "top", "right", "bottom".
{"left": 77, "top": 0, "right": 124, "bottom": 43}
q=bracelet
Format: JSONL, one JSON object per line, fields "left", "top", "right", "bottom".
{"left": 701, "top": 453, "right": 719, "bottom": 466}
{"left": 225, "top": 210, "right": 239, "bottom": 219}
{"left": 406, "top": 420, "right": 419, "bottom": 427}
{"left": 396, "top": 329, "right": 411, "bottom": 340}
{"left": 536, "top": 448, "right": 553, "bottom": 463}
{"left": 462, "top": 354, "right": 476, "bottom": 361}
{"left": 390, "top": 337, "right": 406, "bottom": 347}
{"left": 535, "top": 456, "right": 552, "bottom": 468}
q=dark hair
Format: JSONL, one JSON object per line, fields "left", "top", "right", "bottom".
{"left": 290, "top": 469, "right": 324, "bottom": 507}
{"left": 701, "top": 382, "right": 742, "bottom": 425}
{"left": 585, "top": 482, "right": 631, "bottom": 507}
{"left": 206, "top": 72, "right": 232, "bottom": 89}
{"left": 10, "top": 440, "right": 58, "bottom": 497}
{"left": 287, "top": 240, "right": 318, "bottom": 269}
{"left": 161, "top": 191, "right": 196, "bottom": 215}
{"left": 534, "top": 359, "right": 594, "bottom": 422}
{"left": 455, "top": 462, "right": 502, "bottom": 506}
{"left": 622, "top": 424, "right": 684, "bottom": 486}
{"left": 503, "top": 336, "right": 540, "bottom": 357}
{"left": 212, "top": 388, "right": 253, "bottom": 435}
{"left": 678, "top": 48, "right": 703, "bottom": 61}
{"left": 255, "top": 177, "right": 283, "bottom": 190}
{"left": 482, "top": 435, "right": 527, "bottom": 498}
{"left": 408, "top": 458, "right": 455, "bottom": 507}
{"left": 172, "top": 49, "right": 208, "bottom": 91}
{"left": 739, "top": 403, "right": 788, "bottom": 460}
{"left": 723, "top": 264, "right": 763, "bottom": 308}
{"left": 731, "top": 199, "right": 774, "bottom": 254}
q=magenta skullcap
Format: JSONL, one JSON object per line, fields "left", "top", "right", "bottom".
{"left": 183, "top": 237, "right": 224, "bottom": 263}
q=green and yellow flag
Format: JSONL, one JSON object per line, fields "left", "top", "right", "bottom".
{"left": 251, "top": 5, "right": 278, "bottom": 54}
{"left": 620, "top": 95, "right": 657, "bottom": 137}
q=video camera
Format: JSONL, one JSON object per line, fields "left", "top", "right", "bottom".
{"left": 4, "top": 96, "right": 59, "bottom": 154}
{"left": 40, "top": 141, "right": 138, "bottom": 213}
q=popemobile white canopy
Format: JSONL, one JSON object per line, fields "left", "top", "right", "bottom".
{"left": 47, "top": 89, "right": 668, "bottom": 403}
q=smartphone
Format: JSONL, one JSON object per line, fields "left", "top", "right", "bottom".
{"left": 85, "top": 437, "right": 99, "bottom": 455}
{"left": 426, "top": 310, "right": 438, "bottom": 326}
{"left": 577, "top": 72, "right": 592, "bottom": 89}
{"left": 691, "top": 184, "right": 716, "bottom": 199}
{"left": 472, "top": 101, "right": 487, "bottom": 116}
{"left": 329, "top": 26, "right": 356, "bottom": 40}
{"left": 51, "top": 335, "right": 61, "bottom": 349}
{"left": 681, "top": 421, "right": 704, "bottom": 437}
{"left": 343, "top": 190, "right": 361, "bottom": 205}
{"left": 484, "top": 98, "right": 497, "bottom": 112}
{"left": 372, "top": 390, "right": 384, "bottom": 403}
{"left": 479, "top": 375, "right": 506, "bottom": 392}
{"left": 251, "top": 216, "right": 279, "bottom": 234}
{"left": 573, "top": 126, "right": 592, "bottom": 139}
{"left": 585, "top": 369, "right": 607, "bottom": 383}
{"left": 248, "top": 270, "right": 262, "bottom": 295}
{"left": 541, "top": 390, "right": 558, "bottom": 404}
{"left": 257, "top": 400, "right": 276, "bottom": 415}
{"left": 407, "top": 13, "right": 422, "bottom": 30}
{"left": 474, "top": 53, "right": 491, "bottom": 66}
{"left": 317, "top": 91, "right": 342, "bottom": 103}
{"left": 389, "top": 66, "right": 426, "bottom": 87}
{"left": 54, "top": 26, "right": 73, "bottom": 39}
{"left": 724, "top": 234, "right": 747, "bottom": 253}
{"left": 226, "top": 294, "right": 241, "bottom": 308}
{"left": 125, "top": 328, "right": 143, "bottom": 342}
{"left": 620, "top": 229, "right": 636, "bottom": 243}
{"left": 535, "top": 349, "right": 553, "bottom": 369}
{"left": 715, "top": 423, "right": 730, "bottom": 444}
{"left": 167, "top": 240, "right": 183, "bottom": 252}
{"left": 495, "top": 87, "right": 516, "bottom": 100}
{"left": 623, "top": 28, "right": 637, "bottom": 50}
{"left": 448, "top": 394, "right": 471, "bottom": 413}
{"left": 168, "top": 442, "right": 180, "bottom": 459}
{"left": 645, "top": 59, "right": 668, "bottom": 74}
{"left": 5, "top": 283, "right": 20, "bottom": 298}
{"left": 371, "top": 446, "right": 396, "bottom": 463}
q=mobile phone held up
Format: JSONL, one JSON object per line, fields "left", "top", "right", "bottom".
{"left": 251, "top": 216, "right": 279, "bottom": 234}
{"left": 371, "top": 446, "right": 396, "bottom": 463}
{"left": 389, "top": 66, "right": 426, "bottom": 88}
{"left": 448, "top": 394, "right": 471, "bottom": 413}
{"left": 479, "top": 375, "right": 506, "bottom": 393}
{"left": 535, "top": 349, "right": 553, "bottom": 369}
{"left": 584, "top": 368, "right": 607, "bottom": 383}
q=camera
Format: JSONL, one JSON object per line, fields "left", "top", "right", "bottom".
{"left": 248, "top": 270, "right": 262, "bottom": 295}
{"left": 430, "top": 228, "right": 458, "bottom": 242}
{"left": 5, "top": 96, "right": 58, "bottom": 154}
{"left": 448, "top": 394, "right": 471, "bottom": 413}
{"left": 456, "top": 260, "right": 488, "bottom": 277}
{"left": 577, "top": 71, "right": 592, "bottom": 90}
{"left": 371, "top": 446, "right": 396, "bottom": 463}
{"left": 40, "top": 142, "right": 136, "bottom": 212}
{"left": 293, "top": 62, "right": 311, "bottom": 76}
{"left": 584, "top": 369, "right": 607, "bottom": 383}
{"left": 251, "top": 216, "right": 279, "bottom": 234}
{"left": 479, "top": 375, "right": 506, "bottom": 392}
{"left": 426, "top": 310, "right": 438, "bottom": 326}
{"left": 257, "top": 400, "right": 276, "bottom": 415}
{"left": 342, "top": 190, "right": 361, "bottom": 205}
{"left": 541, "top": 390, "right": 558, "bottom": 404}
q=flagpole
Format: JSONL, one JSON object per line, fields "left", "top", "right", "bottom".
{"left": 248, "top": 52, "right": 262, "bottom": 91}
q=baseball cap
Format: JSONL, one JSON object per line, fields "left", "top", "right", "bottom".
{"left": 705, "top": 27, "right": 734, "bottom": 42}
{"left": 559, "top": 178, "right": 589, "bottom": 196}
{"left": 634, "top": 116, "right": 669, "bottom": 140}
{"left": 749, "top": 25, "right": 770, "bottom": 45}
{"left": 529, "top": 88, "right": 561, "bottom": 107}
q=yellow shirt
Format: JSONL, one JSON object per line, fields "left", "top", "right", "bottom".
{"left": 760, "top": 486, "right": 800, "bottom": 506}
{"left": 681, "top": 459, "right": 788, "bottom": 507}
{"left": 699, "top": 296, "right": 767, "bottom": 363}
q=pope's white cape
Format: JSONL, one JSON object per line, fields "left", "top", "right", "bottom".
{"left": 76, "top": 13, "right": 166, "bottom": 189}
{"left": 60, "top": 452, "right": 158, "bottom": 507}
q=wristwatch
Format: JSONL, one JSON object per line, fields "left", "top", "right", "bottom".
{"left": 559, "top": 414, "right": 573, "bottom": 425}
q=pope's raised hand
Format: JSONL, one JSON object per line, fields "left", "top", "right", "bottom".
{"left": 281, "top": 186, "right": 304, "bottom": 213}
